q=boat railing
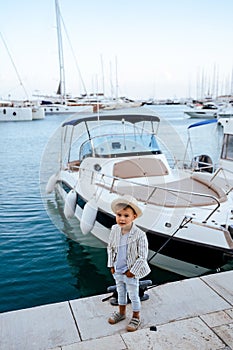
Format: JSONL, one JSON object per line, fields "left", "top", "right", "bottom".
{"left": 209, "top": 167, "right": 233, "bottom": 195}
{"left": 78, "top": 165, "right": 221, "bottom": 223}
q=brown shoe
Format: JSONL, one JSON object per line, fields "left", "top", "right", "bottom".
{"left": 108, "top": 311, "right": 126, "bottom": 324}
{"left": 127, "top": 317, "right": 140, "bottom": 331}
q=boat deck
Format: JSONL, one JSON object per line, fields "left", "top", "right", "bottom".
{"left": 96, "top": 172, "right": 228, "bottom": 208}
{"left": 1, "top": 270, "right": 233, "bottom": 349}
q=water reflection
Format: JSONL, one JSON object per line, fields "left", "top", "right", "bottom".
{"left": 65, "top": 238, "right": 113, "bottom": 298}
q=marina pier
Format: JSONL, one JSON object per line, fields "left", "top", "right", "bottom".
{"left": 1, "top": 270, "right": 233, "bottom": 349}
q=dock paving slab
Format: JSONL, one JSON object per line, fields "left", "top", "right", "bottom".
{"left": 56, "top": 334, "right": 126, "bottom": 350}
{"left": 200, "top": 310, "right": 233, "bottom": 328}
{"left": 0, "top": 302, "right": 80, "bottom": 350}
{"left": 121, "top": 317, "right": 226, "bottom": 350}
{"left": 201, "top": 270, "right": 233, "bottom": 305}
{"left": 213, "top": 323, "right": 233, "bottom": 349}
{"left": 141, "top": 277, "right": 231, "bottom": 327}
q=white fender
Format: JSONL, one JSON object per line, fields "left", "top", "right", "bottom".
{"left": 46, "top": 174, "right": 58, "bottom": 194}
{"left": 64, "top": 189, "right": 77, "bottom": 219}
{"left": 80, "top": 198, "right": 98, "bottom": 235}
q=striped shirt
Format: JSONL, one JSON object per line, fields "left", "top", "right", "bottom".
{"left": 107, "top": 223, "right": 151, "bottom": 279}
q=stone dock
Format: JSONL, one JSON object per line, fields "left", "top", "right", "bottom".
{"left": 1, "top": 270, "right": 233, "bottom": 349}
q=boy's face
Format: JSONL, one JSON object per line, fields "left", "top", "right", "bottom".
{"left": 115, "top": 206, "right": 137, "bottom": 231}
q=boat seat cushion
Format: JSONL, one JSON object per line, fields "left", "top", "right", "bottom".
{"left": 190, "top": 173, "right": 227, "bottom": 201}
{"left": 113, "top": 158, "right": 169, "bottom": 178}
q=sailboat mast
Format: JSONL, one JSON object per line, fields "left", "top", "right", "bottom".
{"left": 115, "top": 55, "right": 119, "bottom": 100}
{"left": 55, "top": 0, "right": 66, "bottom": 103}
{"left": 0, "top": 32, "right": 29, "bottom": 99}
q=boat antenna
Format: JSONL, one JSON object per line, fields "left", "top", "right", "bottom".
{"left": 0, "top": 32, "right": 29, "bottom": 99}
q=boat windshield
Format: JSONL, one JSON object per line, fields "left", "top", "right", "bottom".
{"left": 221, "top": 134, "right": 233, "bottom": 160}
{"left": 79, "top": 133, "right": 161, "bottom": 160}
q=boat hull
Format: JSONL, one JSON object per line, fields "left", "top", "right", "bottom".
{"left": 0, "top": 107, "right": 32, "bottom": 121}
{"left": 184, "top": 110, "right": 217, "bottom": 119}
{"left": 55, "top": 181, "right": 233, "bottom": 277}
{"left": 43, "top": 104, "right": 93, "bottom": 115}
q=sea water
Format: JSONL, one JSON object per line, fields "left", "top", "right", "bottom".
{"left": 0, "top": 105, "right": 227, "bottom": 313}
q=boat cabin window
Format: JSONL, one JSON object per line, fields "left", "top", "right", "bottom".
{"left": 112, "top": 142, "right": 121, "bottom": 150}
{"left": 221, "top": 134, "right": 233, "bottom": 160}
{"left": 79, "top": 133, "right": 161, "bottom": 160}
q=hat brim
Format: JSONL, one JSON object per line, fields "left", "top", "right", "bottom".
{"left": 111, "top": 196, "right": 142, "bottom": 217}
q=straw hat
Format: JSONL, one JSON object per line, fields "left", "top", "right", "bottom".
{"left": 111, "top": 195, "right": 142, "bottom": 217}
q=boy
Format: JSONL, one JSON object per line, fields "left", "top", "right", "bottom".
{"left": 107, "top": 195, "right": 150, "bottom": 332}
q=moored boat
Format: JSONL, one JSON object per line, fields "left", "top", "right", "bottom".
{"left": 46, "top": 109, "right": 233, "bottom": 277}
{"left": 0, "top": 100, "right": 45, "bottom": 121}
{"left": 0, "top": 106, "right": 32, "bottom": 121}
{"left": 41, "top": 101, "right": 93, "bottom": 115}
{"left": 184, "top": 102, "right": 219, "bottom": 119}
{"left": 218, "top": 104, "right": 233, "bottom": 118}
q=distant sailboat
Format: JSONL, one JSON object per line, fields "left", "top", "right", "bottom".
{"left": 41, "top": 1, "right": 140, "bottom": 115}
{"left": 41, "top": 0, "right": 93, "bottom": 115}
{"left": 0, "top": 32, "right": 45, "bottom": 121}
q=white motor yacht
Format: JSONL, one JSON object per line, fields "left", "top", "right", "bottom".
{"left": 46, "top": 109, "right": 233, "bottom": 277}
{"left": 184, "top": 102, "right": 219, "bottom": 119}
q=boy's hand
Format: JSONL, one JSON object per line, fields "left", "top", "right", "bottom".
{"left": 125, "top": 270, "right": 134, "bottom": 278}
{"left": 110, "top": 267, "right": 115, "bottom": 274}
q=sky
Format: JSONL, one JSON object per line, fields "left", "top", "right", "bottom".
{"left": 1, "top": 0, "right": 233, "bottom": 101}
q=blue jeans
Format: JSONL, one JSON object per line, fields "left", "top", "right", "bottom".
{"left": 113, "top": 273, "right": 140, "bottom": 312}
